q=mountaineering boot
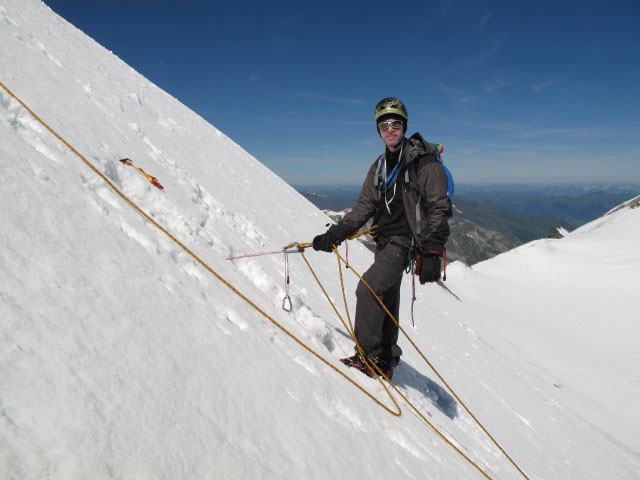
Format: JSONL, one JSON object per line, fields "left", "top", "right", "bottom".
{"left": 340, "top": 353, "right": 376, "bottom": 378}
{"left": 372, "top": 356, "right": 399, "bottom": 381}
{"left": 340, "top": 353, "right": 398, "bottom": 380}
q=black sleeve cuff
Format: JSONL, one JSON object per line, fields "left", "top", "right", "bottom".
{"left": 421, "top": 243, "right": 445, "bottom": 256}
{"left": 327, "top": 223, "right": 354, "bottom": 243}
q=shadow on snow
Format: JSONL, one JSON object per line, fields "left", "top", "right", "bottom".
{"left": 393, "top": 361, "right": 459, "bottom": 420}
{"left": 333, "top": 327, "right": 458, "bottom": 419}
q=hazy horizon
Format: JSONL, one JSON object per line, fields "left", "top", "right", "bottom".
{"left": 293, "top": 180, "right": 640, "bottom": 190}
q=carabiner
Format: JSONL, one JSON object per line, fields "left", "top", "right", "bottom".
{"left": 282, "top": 294, "right": 292, "bottom": 312}
{"left": 282, "top": 242, "right": 302, "bottom": 255}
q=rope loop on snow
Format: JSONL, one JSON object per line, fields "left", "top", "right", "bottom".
{"left": 325, "top": 247, "right": 531, "bottom": 480}
{"left": 0, "top": 80, "right": 530, "bottom": 480}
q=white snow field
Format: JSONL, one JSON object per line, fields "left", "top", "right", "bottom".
{"left": 1, "top": 1, "right": 639, "bottom": 479}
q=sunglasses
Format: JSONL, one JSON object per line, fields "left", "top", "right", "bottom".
{"left": 378, "top": 120, "right": 403, "bottom": 131}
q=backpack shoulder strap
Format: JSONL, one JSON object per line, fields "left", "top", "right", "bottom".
{"left": 373, "top": 154, "right": 385, "bottom": 187}
{"left": 372, "top": 154, "right": 386, "bottom": 200}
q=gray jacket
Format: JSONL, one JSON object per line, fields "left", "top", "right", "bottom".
{"left": 330, "top": 133, "right": 452, "bottom": 254}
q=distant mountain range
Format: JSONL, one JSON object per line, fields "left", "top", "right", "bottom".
{"left": 295, "top": 183, "right": 640, "bottom": 265}
{"left": 455, "top": 183, "right": 640, "bottom": 197}
{"left": 454, "top": 184, "right": 640, "bottom": 227}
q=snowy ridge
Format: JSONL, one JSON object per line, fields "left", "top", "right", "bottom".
{"left": 1, "top": 1, "right": 640, "bottom": 479}
{"left": 606, "top": 194, "right": 640, "bottom": 215}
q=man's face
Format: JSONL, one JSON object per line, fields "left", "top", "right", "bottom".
{"left": 378, "top": 116, "right": 404, "bottom": 151}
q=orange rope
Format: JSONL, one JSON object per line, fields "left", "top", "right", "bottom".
{"left": 329, "top": 246, "right": 530, "bottom": 480}
{"left": 0, "top": 80, "right": 530, "bottom": 480}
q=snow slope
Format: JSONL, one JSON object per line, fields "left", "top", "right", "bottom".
{"left": 446, "top": 196, "right": 640, "bottom": 455}
{"left": 1, "top": 1, "right": 639, "bottom": 479}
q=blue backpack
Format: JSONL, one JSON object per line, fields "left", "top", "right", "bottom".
{"left": 434, "top": 143, "right": 455, "bottom": 198}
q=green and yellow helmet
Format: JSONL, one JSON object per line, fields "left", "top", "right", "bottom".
{"left": 374, "top": 97, "right": 408, "bottom": 123}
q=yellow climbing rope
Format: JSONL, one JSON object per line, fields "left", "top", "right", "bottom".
{"left": 321, "top": 237, "right": 531, "bottom": 480}
{"left": 0, "top": 80, "right": 531, "bottom": 480}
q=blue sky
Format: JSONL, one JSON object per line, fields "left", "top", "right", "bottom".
{"left": 46, "top": 0, "right": 640, "bottom": 186}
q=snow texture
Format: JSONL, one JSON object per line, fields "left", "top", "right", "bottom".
{"left": 1, "top": 1, "right": 639, "bottom": 479}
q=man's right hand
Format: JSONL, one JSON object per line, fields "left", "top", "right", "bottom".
{"left": 312, "top": 231, "right": 339, "bottom": 252}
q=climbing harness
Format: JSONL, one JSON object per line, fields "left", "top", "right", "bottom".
{"left": 1, "top": 80, "right": 530, "bottom": 480}
{"left": 119, "top": 158, "right": 164, "bottom": 189}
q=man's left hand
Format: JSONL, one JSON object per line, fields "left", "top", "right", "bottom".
{"left": 418, "top": 253, "right": 441, "bottom": 284}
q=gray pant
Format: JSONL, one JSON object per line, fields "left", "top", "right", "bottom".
{"left": 353, "top": 238, "right": 409, "bottom": 360}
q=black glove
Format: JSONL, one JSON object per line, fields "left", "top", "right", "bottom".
{"left": 418, "top": 253, "right": 441, "bottom": 284}
{"left": 313, "top": 231, "right": 340, "bottom": 252}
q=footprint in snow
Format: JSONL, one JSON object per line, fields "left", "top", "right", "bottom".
{"left": 8, "top": 108, "right": 66, "bottom": 166}
{"left": 290, "top": 304, "right": 339, "bottom": 353}
{"left": 128, "top": 93, "right": 142, "bottom": 105}
{"left": 119, "top": 220, "right": 155, "bottom": 253}
{"left": 385, "top": 429, "right": 426, "bottom": 460}
{"left": 313, "top": 392, "right": 364, "bottom": 430}
{"left": 158, "top": 117, "right": 183, "bottom": 132}
{"left": 292, "top": 355, "right": 317, "bottom": 375}
{"left": 234, "top": 259, "right": 278, "bottom": 300}
{"left": 223, "top": 309, "right": 249, "bottom": 332}
{"left": 284, "top": 387, "right": 300, "bottom": 403}
{"left": 393, "top": 459, "right": 416, "bottom": 479}
{"left": 33, "top": 39, "right": 62, "bottom": 67}
{"left": 0, "top": 6, "right": 20, "bottom": 28}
